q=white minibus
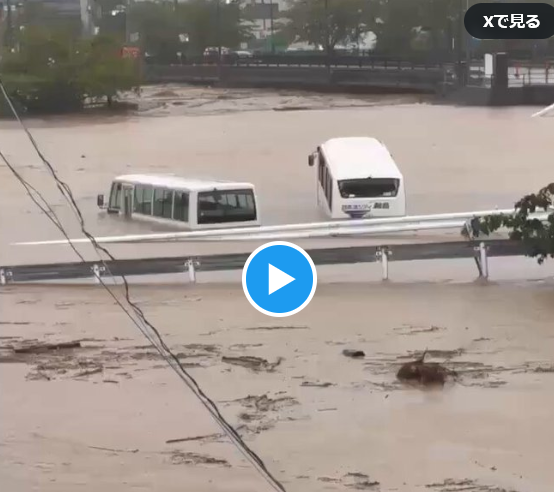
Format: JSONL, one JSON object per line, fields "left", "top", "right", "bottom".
{"left": 308, "top": 137, "right": 406, "bottom": 219}
{"left": 97, "top": 174, "right": 261, "bottom": 230}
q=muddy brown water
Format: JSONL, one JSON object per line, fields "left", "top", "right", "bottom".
{"left": 1, "top": 86, "right": 554, "bottom": 492}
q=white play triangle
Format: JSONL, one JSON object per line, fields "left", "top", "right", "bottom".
{"left": 268, "top": 263, "right": 295, "bottom": 295}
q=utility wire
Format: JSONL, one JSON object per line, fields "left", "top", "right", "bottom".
{"left": 0, "top": 79, "right": 287, "bottom": 492}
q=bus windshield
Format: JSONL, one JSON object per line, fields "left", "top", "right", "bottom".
{"left": 338, "top": 178, "right": 399, "bottom": 198}
{"left": 197, "top": 189, "right": 257, "bottom": 224}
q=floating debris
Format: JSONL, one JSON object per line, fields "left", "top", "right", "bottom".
{"left": 12, "top": 340, "right": 82, "bottom": 354}
{"left": 344, "top": 472, "right": 380, "bottom": 490}
{"left": 222, "top": 355, "right": 283, "bottom": 372}
{"left": 168, "top": 450, "right": 230, "bottom": 467}
{"left": 165, "top": 433, "right": 223, "bottom": 444}
{"left": 245, "top": 325, "right": 309, "bottom": 331}
{"left": 396, "top": 350, "right": 456, "bottom": 387}
{"left": 343, "top": 349, "right": 365, "bottom": 359}
{"left": 425, "top": 478, "right": 511, "bottom": 491}
{"left": 301, "top": 381, "right": 334, "bottom": 388}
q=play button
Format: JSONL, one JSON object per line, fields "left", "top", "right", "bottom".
{"left": 242, "top": 241, "right": 317, "bottom": 317}
{"left": 268, "top": 264, "right": 295, "bottom": 295}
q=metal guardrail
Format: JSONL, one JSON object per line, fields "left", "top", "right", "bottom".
{"left": 0, "top": 239, "right": 526, "bottom": 285}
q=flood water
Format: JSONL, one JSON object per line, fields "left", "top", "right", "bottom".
{"left": 1, "top": 86, "right": 554, "bottom": 492}
{"left": 1, "top": 85, "right": 553, "bottom": 270}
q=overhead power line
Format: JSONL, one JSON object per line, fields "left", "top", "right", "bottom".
{"left": 0, "top": 79, "right": 288, "bottom": 492}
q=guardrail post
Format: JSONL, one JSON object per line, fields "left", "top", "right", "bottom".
{"left": 185, "top": 259, "right": 199, "bottom": 283}
{"left": 473, "top": 242, "right": 489, "bottom": 279}
{"left": 91, "top": 264, "right": 104, "bottom": 284}
{"left": 376, "top": 247, "right": 391, "bottom": 281}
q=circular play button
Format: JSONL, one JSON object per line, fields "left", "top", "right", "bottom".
{"left": 242, "top": 241, "right": 317, "bottom": 318}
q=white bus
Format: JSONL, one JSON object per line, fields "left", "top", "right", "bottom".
{"left": 308, "top": 137, "right": 406, "bottom": 219}
{"left": 97, "top": 174, "right": 261, "bottom": 230}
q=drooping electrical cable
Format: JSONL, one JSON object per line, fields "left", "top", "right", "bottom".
{"left": 0, "top": 78, "right": 287, "bottom": 492}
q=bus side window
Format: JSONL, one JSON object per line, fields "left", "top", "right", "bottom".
{"left": 162, "top": 189, "right": 173, "bottom": 219}
{"left": 108, "top": 183, "right": 121, "bottom": 210}
{"left": 153, "top": 188, "right": 173, "bottom": 219}
{"left": 142, "top": 186, "right": 153, "bottom": 215}
{"left": 173, "top": 191, "right": 189, "bottom": 222}
{"left": 133, "top": 185, "right": 143, "bottom": 213}
{"left": 153, "top": 188, "right": 164, "bottom": 217}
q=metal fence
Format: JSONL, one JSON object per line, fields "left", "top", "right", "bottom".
{"left": 0, "top": 239, "right": 526, "bottom": 285}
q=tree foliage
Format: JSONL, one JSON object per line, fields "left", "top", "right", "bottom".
{"left": 465, "top": 184, "right": 554, "bottom": 264}
{"left": 1, "top": 27, "right": 140, "bottom": 114}
{"left": 122, "top": 0, "right": 251, "bottom": 61}
{"left": 179, "top": 0, "right": 251, "bottom": 54}
{"left": 367, "top": 0, "right": 469, "bottom": 55}
{"left": 280, "top": 0, "right": 376, "bottom": 51}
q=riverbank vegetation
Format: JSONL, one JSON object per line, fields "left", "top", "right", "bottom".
{"left": 0, "top": 26, "right": 140, "bottom": 116}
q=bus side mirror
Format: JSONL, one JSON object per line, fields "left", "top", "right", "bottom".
{"left": 97, "top": 194, "right": 104, "bottom": 208}
{"left": 308, "top": 154, "right": 315, "bottom": 167}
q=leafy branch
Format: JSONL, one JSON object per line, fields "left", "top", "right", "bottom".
{"left": 463, "top": 183, "right": 554, "bottom": 264}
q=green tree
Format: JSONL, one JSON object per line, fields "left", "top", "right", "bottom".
{"left": 123, "top": 0, "right": 252, "bottom": 61}
{"left": 371, "top": 0, "right": 459, "bottom": 55}
{"left": 465, "top": 184, "right": 554, "bottom": 264}
{"left": 178, "top": 0, "right": 252, "bottom": 55}
{"left": 1, "top": 27, "right": 140, "bottom": 114}
{"left": 1, "top": 26, "right": 85, "bottom": 113}
{"left": 280, "top": 0, "right": 376, "bottom": 52}
{"left": 77, "top": 35, "right": 140, "bottom": 106}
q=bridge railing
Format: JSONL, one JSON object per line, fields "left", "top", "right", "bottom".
{"left": 0, "top": 239, "right": 527, "bottom": 285}
{"left": 148, "top": 53, "right": 449, "bottom": 70}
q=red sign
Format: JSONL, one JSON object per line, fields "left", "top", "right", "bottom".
{"left": 121, "top": 46, "right": 140, "bottom": 59}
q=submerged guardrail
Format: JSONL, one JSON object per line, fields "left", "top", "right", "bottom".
{"left": 0, "top": 239, "right": 527, "bottom": 285}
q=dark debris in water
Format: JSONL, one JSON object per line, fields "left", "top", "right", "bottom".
{"left": 426, "top": 478, "right": 517, "bottom": 491}
{"left": 343, "top": 349, "right": 366, "bottom": 359}
{"left": 318, "top": 473, "right": 380, "bottom": 490}
{"left": 222, "top": 355, "right": 283, "bottom": 372}
{"left": 394, "top": 325, "right": 446, "bottom": 335}
{"left": 397, "top": 350, "right": 457, "bottom": 388}
{"left": 397, "top": 348, "right": 464, "bottom": 360}
{"left": 234, "top": 394, "right": 298, "bottom": 413}
{"left": 301, "top": 380, "right": 334, "bottom": 388}
{"left": 245, "top": 325, "right": 309, "bottom": 331}
{"left": 167, "top": 450, "right": 230, "bottom": 467}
